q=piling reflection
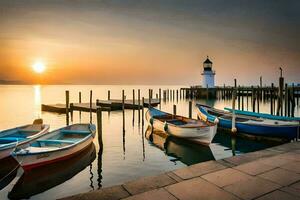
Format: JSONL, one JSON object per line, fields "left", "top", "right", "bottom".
{"left": 0, "top": 157, "right": 19, "bottom": 190}
{"left": 8, "top": 144, "right": 96, "bottom": 199}
{"left": 145, "top": 127, "right": 215, "bottom": 166}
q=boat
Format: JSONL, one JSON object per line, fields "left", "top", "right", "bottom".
{"left": 224, "top": 107, "right": 300, "bottom": 122}
{"left": 12, "top": 123, "right": 96, "bottom": 170}
{"left": 0, "top": 119, "right": 49, "bottom": 160}
{"left": 196, "top": 104, "right": 299, "bottom": 140}
{"left": 8, "top": 143, "right": 96, "bottom": 199}
{"left": 145, "top": 107, "right": 218, "bottom": 145}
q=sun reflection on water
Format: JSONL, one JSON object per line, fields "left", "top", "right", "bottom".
{"left": 33, "top": 85, "right": 42, "bottom": 118}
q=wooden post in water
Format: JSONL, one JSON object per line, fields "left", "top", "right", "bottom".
{"left": 79, "top": 91, "right": 82, "bottom": 121}
{"left": 284, "top": 83, "right": 288, "bottom": 116}
{"left": 277, "top": 69, "right": 284, "bottom": 116}
{"left": 89, "top": 90, "right": 93, "bottom": 123}
{"left": 108, "top": 90, "right": 110, "bottom": 100}
{"left": 251, "top": 86, "right": 255, "bottom": 112}
{"left": 65, "top": 90, "right": 69, "bottom": 126}
{"left": 148, "top": 89, "right": 152, "bottom": 108}
{"left": 241, "top": 89, "right": 244, "bottom": 111}
{"left": 246, "top": 89, "right": 249, "bottom": 110}
{"left": 231, "top": 89, "right": 237, "bottom": 134}
{"left": 189, "top": 101, "right": 192, "bottom": 119}
{"left": 173, "top": 104, "right": 176, "bottom": 116}
{"left": 271, "top": 83, "right": 274, "bottom": 115}
{"left": 122, "top": 90, "right": 125, "bottom": 132}
{"left": 159, "top": 88, "right": 161, "bottom": 109}
{"left": 138, "top": 89, "right": 141, "bottom": 124}
{"left": 173, "top": 90, "right": 175, "bottom": 101}
{"left": 237, "top": 86, "right": 240, "bottom": 110}
{"left": 291, "top": 84, "right": 295, "bottom": 117}
{"left": 133, "top": 89, "right": 135, "bottom": 125}
{"left": 257, "top": 86, "right": 260, "bottom": 113}
{"left": 96, "top": 107, "right": 103, "bottom": 147}
{"left": 176, "top": 89, "right": 178, "bottom": 102}
{"left": 142, "top": 97, "right": 145, "bottom": 126}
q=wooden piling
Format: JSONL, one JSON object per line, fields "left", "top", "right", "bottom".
{"left": 149, "top": 89, "right": 152, "bottom": 108}
{"left": 271, "top": 83, "right": 274, "bottom": 115}
{"left": 122, "top": 90, "right": 125, "bottom": 132}
{"left": 108, "top": 90, "right": 110, "bottom": 100}
{"left": 66, "top": 90, "right": 69, "bottom": 126}
{"left": 277, "top": 76, "right": 284, "bottom": 116}
{"left": 231, "top": 89, "right": 237, "bottom": 134}
{"left": 189, "top": 101, "right": 192, "bottom": 119}
{"left": 142, "top": 97, "right": 145, "bottom": 126}
{"left": 173, "top": 104, "right": 176, "bottom": 116}
{"left": 138, "top": 89, "right": 141, "bottom": 124}
{"left": 159, "top": 88, "right": 161, "bottom": 109}
{"left": 96, "top": 107, "right": 103, "bottom": 147}
{"left": 251, "top": 86, "right": 255, "bottom": 112}
{"left": 79, "top": 91, "right": 82, "bottom": 121}
{"left": 89, "top": 90, "right": 93, "bottom": 123}
{"left": 257, "top": 87, "right": 260, "bottom": 113}
{"left": 285, "top": 83, "right": 288, "bottom": 116}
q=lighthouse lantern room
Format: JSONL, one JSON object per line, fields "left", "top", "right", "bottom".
{"left": 201, "top": 56, "right": 215, "bottom": 88}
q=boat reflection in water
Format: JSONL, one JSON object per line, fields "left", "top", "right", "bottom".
{"left": 145, "top": 126, "right": 215, "bottom": 166}
{"left": 8, "top": 143, "right": 96, "bottom": 199}
{"left": 0, "top": 157, "right": 19, "bottom": 190}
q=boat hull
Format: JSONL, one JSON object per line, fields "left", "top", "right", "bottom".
{"left": 14, "top": 136, "right": 94, "bottom": 170}
{"left": 196, "top": 104, "right": 299, "bottom": 140}
{"left": 146, "top": 109, "right": 217, "bottom": 145}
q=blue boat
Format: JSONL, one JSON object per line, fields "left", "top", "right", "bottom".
{"left": 196, "top": 104, "right": 299, "bottom": 140}
{"left": 0, "top": 119, "right": 50, "bottom": 160}
{"left": 224, "top": 107, "right": 300, "bottom": 122}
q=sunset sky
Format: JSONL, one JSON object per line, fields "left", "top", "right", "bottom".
{"left": 0, "top": 0, "right": 299, "bottom": 85}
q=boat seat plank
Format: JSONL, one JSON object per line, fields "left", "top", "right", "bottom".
{"left": 60, "top": 130, "right": 90, "bottom": 135}
{"left": 37, "top": 139, "right": 75, "bottom": 144}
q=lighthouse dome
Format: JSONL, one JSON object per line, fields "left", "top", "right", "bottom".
{"left": 203, "top": 56, "right": 212, "bottom": 71}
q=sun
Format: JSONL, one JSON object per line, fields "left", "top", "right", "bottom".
{"left": 32, "top": 61, "right": 46, "bottom": 74}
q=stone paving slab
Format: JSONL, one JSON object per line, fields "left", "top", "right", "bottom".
{"left": 223, "top": 176, "right": 281, "bottom": 200}
{"left": 258, "top": 168, "right": 300, "bottom": 186}
{"left": 255, "top": 190, "right": 300, "bottom": 200}
{"left": 280, "top": 161, "right": 300, "bottom": 173}
{"left": 233, "top": 160, "right": 276, "bottom": 175}
{"left": 122, "top": 188, "right": 177, "bottom": 200}
{"left": 122, "top": 173, "right": 176, "bottom": 195}
{"left": 258, "top": 155, "right": 293, "bottom": 167}
{"left": 280, "top": 186, "right": 300, "bottom": 198}
{"left": 60, "top": 185, "right": 130, "bottom": 200}
{"left": 223, "top": 149, "right": 281, "bottom": 166}
{"left": 202, "top": 168, "right": 253, "bottom": 188}
{"left": 165, "top": 177, "right": 240, "bottom": 200}
{"left": 173, "top": 160, "right": 227, "bottom": 180}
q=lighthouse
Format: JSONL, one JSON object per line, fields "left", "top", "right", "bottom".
{"left": 201, "top": 56, "right": 215, "bottom": 88}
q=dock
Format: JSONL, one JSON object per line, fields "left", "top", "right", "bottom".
{"left": 41, "top": 99, "right": 160, "bottom": 113}
{"left": 61, "top": 141, "right": 300, "bottom": 200}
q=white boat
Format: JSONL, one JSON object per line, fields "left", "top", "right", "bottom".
{"left": 12, "top": 123, "right": 96, "bottom": 170}
{"left": 146, "top": 107, "right": 218, "bottom": 145}
{"left": 0, "top": 119, "right": 49, "bottom": 160}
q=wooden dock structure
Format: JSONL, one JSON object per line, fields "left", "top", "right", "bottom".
{"left": 41, "top": 99, "right": 160, "bottom": 114}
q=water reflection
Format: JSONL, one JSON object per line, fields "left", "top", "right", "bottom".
{"left": 145, "top": 127, "right": 215, "bottom": 165}
{"left": 8, "top": 144, "right": 96, "bottom": 199}
{"left": 33, "top": 85, "right": 42, "bottom": 119}
{"left": 0, "top": 157, "right": 19, "bottom": 190}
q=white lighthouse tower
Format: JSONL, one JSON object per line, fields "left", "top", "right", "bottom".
{"left": 201, "top": 56, "right": 215, "bottom": 88}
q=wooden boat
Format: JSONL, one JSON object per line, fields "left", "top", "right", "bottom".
{"left": 224, "top": 107, "right": 300, "bottom": 121}
{"left": 196, "top": 104, "right": 299, "bottom": 140}
{"left": 8, "top": 143, "right": 96, "bottom": 199}
{"left": 12, "top": 123, "right": 96, "bottom": 170}
{"left": 0, "top": 119, "right": 49, "bottom": 160}
{"left": 145, "top": 107, "right": 218, "bottom": 145}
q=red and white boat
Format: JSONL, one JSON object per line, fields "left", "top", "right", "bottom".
{"left": 12, "top": 123, "right": 96, "bottom": 170}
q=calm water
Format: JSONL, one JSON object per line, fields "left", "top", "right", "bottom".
{"left": 0, "top": 85, "right": 298, "bottom": 199}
